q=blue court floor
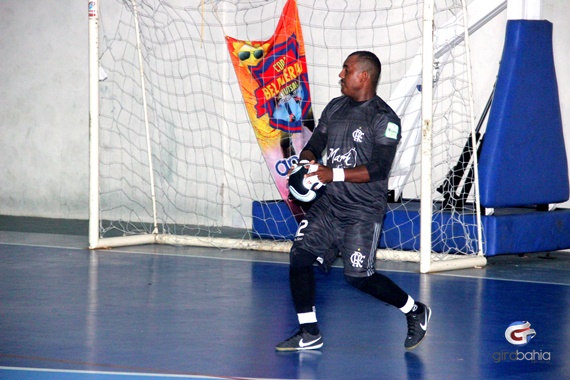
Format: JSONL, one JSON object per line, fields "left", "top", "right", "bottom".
{"left": 0, "top": 224, "right": 569, "bottom": 379}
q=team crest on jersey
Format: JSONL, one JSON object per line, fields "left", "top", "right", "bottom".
{"left": 385, "top": 122, "right": 399, "bottom": 140}
{"left": 350, "top": 251, "right": 365, "bottom": 268}
{"left": 352, "top": 128, "right": 364, "bottom": 143}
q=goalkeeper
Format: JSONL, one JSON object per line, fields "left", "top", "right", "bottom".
{"left": 276, "top": 51, "right": 431, "bottom": 352}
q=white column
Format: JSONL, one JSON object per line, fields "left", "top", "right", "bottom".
{"left": 507, "top": 0, "right": 543, "bottom": 19}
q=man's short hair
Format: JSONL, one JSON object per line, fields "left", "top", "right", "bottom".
{"left": 349, "top": 51, "right": 381, "bottom": 88}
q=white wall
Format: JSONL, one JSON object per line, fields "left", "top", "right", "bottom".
{"left": 0, "top": 0, "right": 569, "bottom": 220}
{"left": 0, "top": 0, "right": 88, "bottom": 218}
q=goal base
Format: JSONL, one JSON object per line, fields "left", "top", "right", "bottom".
{"left": 376, "top": 249, "right": 487, "bottom": 273}
{"left": 89, "top": 233, "right": 292, "bottom": 253}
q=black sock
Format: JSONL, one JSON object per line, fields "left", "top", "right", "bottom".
{"left": 290, "top": 249, "right": 317, "bottom": 313}
{"left": 345, "top": 273, "right": 409, "bottom": 308}
{"left": 290, "top": 265, "right": 316, "bottom": 313}
{"left": 301, "top": 322, "right": 319, "bottom": 335}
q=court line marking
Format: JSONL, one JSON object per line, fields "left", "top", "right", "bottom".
{"left": 1, "top": 239, "right": 569, "bottom": 287}
{"left": 0, "top": 366, "right": 266, "bottom": 380}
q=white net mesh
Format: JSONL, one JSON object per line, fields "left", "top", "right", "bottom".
{"left": 95, "top": 0, "right": 482, "bottom": 257}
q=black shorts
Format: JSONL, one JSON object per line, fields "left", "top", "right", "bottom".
{"left": 291, "top": 195, "right": 383, "bottom": 277}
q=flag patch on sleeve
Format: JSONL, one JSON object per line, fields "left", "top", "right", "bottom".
{"left": 385, "top": 122, "right": 399, "bottom": 140}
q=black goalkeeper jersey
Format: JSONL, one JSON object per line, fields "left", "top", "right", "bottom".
{"left": 304, "top": 95, "right": 401, "bottom": 222}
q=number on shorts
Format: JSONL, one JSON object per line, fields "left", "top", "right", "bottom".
{"left": 296, "top": 220, "right": 308, "bottom": 237}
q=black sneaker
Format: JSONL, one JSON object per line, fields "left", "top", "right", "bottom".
{"left": 405, "top": 302, "right": 431, "bottom": 350}
{"left": 275, "top": 330, "right": 323, "bottom": 351}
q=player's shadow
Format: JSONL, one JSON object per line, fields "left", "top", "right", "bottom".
{"left": 405, "top": 351, "right": 425, "bottom": 380}
{"left": 276, "top": 350, "right": 323, "bottom": 379}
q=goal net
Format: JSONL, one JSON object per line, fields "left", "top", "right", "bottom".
{"left": 89, "top": 0, "right": 494, "bottom": 271}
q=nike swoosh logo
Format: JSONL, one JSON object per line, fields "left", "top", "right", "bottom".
{"left": 299, "top": 337, "right": 321, "bottom": 347}
{"left": 420, "top": 309, "right": 430, "bottom": 330}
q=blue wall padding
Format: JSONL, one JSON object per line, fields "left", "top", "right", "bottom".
{"left": 482, "top": 207, "right": 570, "bottom": 256}
{"left": 379, "top": 202, "right": 570, "bottom": 256}
{"left": 380, "top": 203, "right": 479, "bottom": 254}
{"left": 478, "top": 20, "right": 569, "bottom": 207}
{"left": 252, "top": 200, "right": 298, "bottom": 240}
{"left": 252, "top": 200, "right": 570, "bottom": 256}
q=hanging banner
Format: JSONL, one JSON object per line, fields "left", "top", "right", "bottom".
{"left": 226, "top": 0, "right": 314, "bottom": 221}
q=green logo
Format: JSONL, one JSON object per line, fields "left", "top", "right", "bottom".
{"left": 385, "top": 122, "right": 399, "bottom": 140}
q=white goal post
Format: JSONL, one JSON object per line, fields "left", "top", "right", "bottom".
{"left": 88, "top": 0, "right": 502, "bottom": 272}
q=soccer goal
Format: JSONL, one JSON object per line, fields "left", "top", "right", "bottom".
{"left": 88, "top": 0, "right": 498, "bottom": 272}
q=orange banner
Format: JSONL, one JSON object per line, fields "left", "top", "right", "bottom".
{"left": 226, "top": 0, "right": 314, "bottom": 221}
